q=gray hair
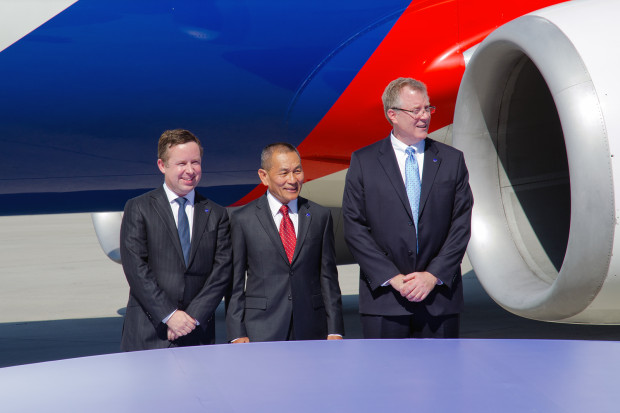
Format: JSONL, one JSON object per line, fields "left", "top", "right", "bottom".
{"left": 260, "top": 142, "right": 300, "bottom": 170}
{"left": 382, "top": 77, "right": 428, "bottom": 124}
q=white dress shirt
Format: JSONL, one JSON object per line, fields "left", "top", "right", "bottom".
{"left": 266, "top": 191, "right": 299, "bottom": 235}
{"left": 162, "top": 183, "right": 195, "bottom": 239}
{"left": 391, "top": 132, "right": 425, "bottom": 185}
{"left": 381, "top": 134, "right": 427, "bottom": 287}
{"left": 162, "top": 183, "right": 197, "bottom": 324}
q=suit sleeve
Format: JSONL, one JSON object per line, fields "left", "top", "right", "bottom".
{"left": 120, "top": 198, "right": 176, "bottom": 326}
{"left": 342, "top": 152, "right": 401, "bottom": 291}
{"left": 185, "top": 208, "right": 233, "bottom": 324}
{"left": 425, "top": 152, "right": 473, "bottom": 286}
{"left": 225, "top": 210, "right": 248, "bottom": 340}
{"left": 320, "top": 212, "right": 345, "bottom": 336}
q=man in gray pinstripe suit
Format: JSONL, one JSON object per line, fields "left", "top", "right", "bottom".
{"left": 120, "top": 129, "right": 232, "bottom": 351}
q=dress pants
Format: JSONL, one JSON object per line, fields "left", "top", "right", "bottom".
{"left": 361, "top": 311, "right": 460, "bottom": 339}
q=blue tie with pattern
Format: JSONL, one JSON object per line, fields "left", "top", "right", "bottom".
{"left": 175, "top": 197, "right": 191, "bottom": 266}
{"left": 405, "top": 146, "right": 421, "bottom": 244}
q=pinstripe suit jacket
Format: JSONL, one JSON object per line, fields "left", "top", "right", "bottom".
{"left": 120, "top": 186, "right": 232, "bottom": 351}
{"left": 226, "top": 194, "right": 344, "bottom": 342}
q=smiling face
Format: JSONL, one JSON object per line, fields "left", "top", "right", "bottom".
{"left": 388, "top": 86, "right": 431, "bottom": 146}
{"left": 258, "top": 149, "right": 304, "bottom": 205}
{"left": 157, "top": 141, "right": 202, "bottom": 197}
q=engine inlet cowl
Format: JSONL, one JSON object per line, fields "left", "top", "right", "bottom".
{"left": 453, "top": 0, "right": 620, "bottom": 323}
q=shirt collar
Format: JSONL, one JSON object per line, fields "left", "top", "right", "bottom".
{"left": 266, "top": 191, "right": 298, "bottom": 217}
{"left": 391, "top": 132, "right": 425, "bottom": 154}
{"left": 163, "top": 183, "right": 195, "bottom": 205}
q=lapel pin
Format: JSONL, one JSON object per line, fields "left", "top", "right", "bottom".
{"left": 306, "top": 213, "right": 310, "bottom": 217}
{"left": 433, "top": 158, "right": 438, "bottom": 162}
{"left": 205, "top": 209, "right": 210, "bottom": 213}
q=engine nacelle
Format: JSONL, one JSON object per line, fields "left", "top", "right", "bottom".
{"left": 453, "top": 0, "right": 620, "bottom": 323}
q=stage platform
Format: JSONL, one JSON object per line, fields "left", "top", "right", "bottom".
{"left": 1, "top": 338, "right": 619, "bottom": 412}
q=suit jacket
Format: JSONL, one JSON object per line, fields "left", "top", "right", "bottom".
{"left": 120, "top": 186, "right": 232, "bottom": 351}
{"left": 342, "top": 137, "right": 473, "bottom": 316}
{"left": 226, "top": 194, "right": 344, "bottom": 342}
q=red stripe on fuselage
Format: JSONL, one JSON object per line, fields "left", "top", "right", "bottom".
{"left": 232, "top": 0, "right": 566, "bottom": 206}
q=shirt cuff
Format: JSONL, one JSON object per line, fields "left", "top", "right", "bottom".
{"left": 381, "top": 277, "right": 393, "bottom": 287}
{"left": 162, "top": 309, "right": 177, "bottom": 324}
{"left": 162, "top": 309, "right": 200, "bottom": 325}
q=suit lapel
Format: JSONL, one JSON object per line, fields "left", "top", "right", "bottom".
{"left": 255, "top": 195, "right": 290, "bottom": 264}
{"left": 150, "top": 187, "right": 185, "bottom": 264}
{"left": 377, "top": 137, "right": 413, "bottom": 220}
{"left": 419, "top": 139, "right": 441, "bottom": 215}
{"left": 189, "top": 192, "right": 210, "bottom": 267}
{"left": 292, "top": 197, "right": 311, "bottom": 264}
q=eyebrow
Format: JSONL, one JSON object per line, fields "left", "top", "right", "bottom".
{"left": 279, "top": 165, "right": 302, "bottom": 171}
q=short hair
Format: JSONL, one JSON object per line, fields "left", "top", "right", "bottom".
{"left": 260, "top": 142, "right": 300, "bottom": 170}
{"left": 382, "top": 77, "right": 429, "bottom": 124}
{"left": 158, "top": 129, "right": 203, "bottom": 163}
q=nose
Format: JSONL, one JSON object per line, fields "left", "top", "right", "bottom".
{"left": 285, "top": 172, "right": 296, "bottom": 183}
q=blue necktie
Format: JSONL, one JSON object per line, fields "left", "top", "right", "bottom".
{"left": 175, "top": 197, "right": 191, "bottom": 266}
{"left": 405, "top": 146, "right": 421, "bottom": 244}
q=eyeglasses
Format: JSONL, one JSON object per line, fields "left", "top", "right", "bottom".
{"left": 391, "top": 106, "right": 436, "bottom": 117}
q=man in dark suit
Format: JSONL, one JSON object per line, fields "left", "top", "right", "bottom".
{"left": 120, "top": 129, "right": 232, "bottom": 351}
{"left": 343, "top": 78, "right": 473, "bottom": 338}
{"left": 226, "top": 143, "right": 344, "bottom": 342}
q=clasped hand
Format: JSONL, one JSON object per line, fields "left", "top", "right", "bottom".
{"left": 390, "top": 272, "right": 437, "bottom": 302}
{"left": 166, "top": 310, "right": 197, "bottom": 341}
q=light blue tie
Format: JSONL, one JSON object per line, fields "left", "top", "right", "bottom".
{"left": 175, "top": 197, "right": 191, "bottom": 266}
{"left": 405, "top": 146, "right": 421, "bottom": 244}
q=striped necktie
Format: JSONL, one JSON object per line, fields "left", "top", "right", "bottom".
{"left": 175, "top": 197, "right": 191, "bottom": 265}
{"left": 279, "top": 205, "right": 296, "bottom": 263}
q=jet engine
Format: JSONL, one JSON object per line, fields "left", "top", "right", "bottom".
{"left": 453, "top": 0, "right": 620, "bottom": 323}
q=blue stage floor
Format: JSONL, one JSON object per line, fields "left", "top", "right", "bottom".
{"left": 1, "top": 338, "right": 619, "bottom": 412}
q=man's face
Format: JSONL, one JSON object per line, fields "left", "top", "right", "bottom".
{"left": 258, "top": 150, "right": 304, "bottom": 205}
{"left": 388, "top": 86, "right": 431, "bottom": 145}
{"left": 157, "top": 142, "right": 202, "bottom": 197}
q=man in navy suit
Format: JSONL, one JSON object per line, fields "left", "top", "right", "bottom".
{"left": 343, "top": 78, "right": 473, "bottom": 338}
{"left": 226, "top": 143, "right": 344, "bottom": 342}
{"left": 120, "top": 129, "right": 232, "bottom": 351}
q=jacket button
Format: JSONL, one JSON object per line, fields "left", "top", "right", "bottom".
{"left": 408, "top": 250, "right": 413, "bottom": 255}
{"left": 408, "top": 221, "right": 413, "bottom": 226}
{"left": 288, "top": 295, "right": 292, "bottom": 300}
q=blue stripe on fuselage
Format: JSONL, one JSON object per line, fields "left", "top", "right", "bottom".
{"left": 0, "top": 0, "right": 409, "bottom": 213}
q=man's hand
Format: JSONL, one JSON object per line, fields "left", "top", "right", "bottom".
{"left": 167, "top": 328, "right": 178, "bottom": 342}
{"left": 388, "top": 274, "right": 412, "bottom": 294}
{"left": 400, "top": 271, "right": 438, "bottom": 302}
{"left": 231, "top": 337, "right": 250, "bottom": 343}
{"left": 166, "top": 310, "right": 197, "bottom": 341}
{"left": 327, "top": 335, "right": 343, "bottom": 340}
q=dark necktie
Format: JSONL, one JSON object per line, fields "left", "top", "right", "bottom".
{"left": 175, "top": 197, "right": 191, "bottom": 266}
{"left": 279, "top": 205, "right": 296, "bottom": 264}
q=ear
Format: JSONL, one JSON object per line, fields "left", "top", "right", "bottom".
{"left": 258, "top": 169, "right": 269, "bottom": 187}
{"left": 157, "top": 159, "right": 166, "bottom": 174}
{"left": 387, "top": 108, "right": 398, "bottom": 124}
